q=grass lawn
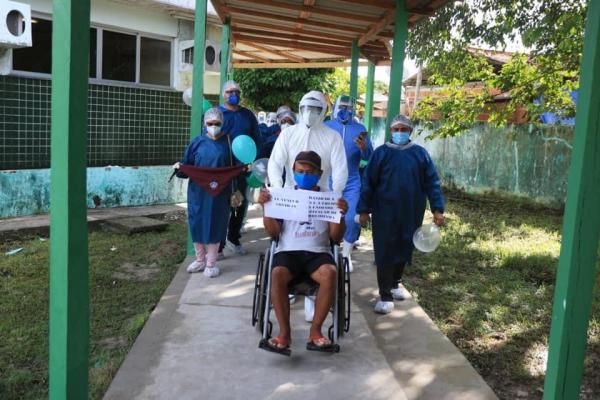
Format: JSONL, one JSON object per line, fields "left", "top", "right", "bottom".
{"left": 396, "top": 190, "right": 599, "bottom": 399}
{"left": 0, "top": 220, "right": 187, "bottom": 400}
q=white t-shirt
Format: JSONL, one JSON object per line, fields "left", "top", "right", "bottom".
{"left": 275, "top": 219, "right": 331, "bottom": 255}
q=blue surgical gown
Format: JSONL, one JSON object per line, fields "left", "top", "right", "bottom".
{"left": 325, "top": 119, "right": 373, "bottom": 243}
{"left": 357, "top": 142, "right": 445, "bottom": 266}
{"left": 179, "top": 133, "right": 233, "bottom": 244}
{"left": 219, "top": 105, "right": 262, "bottom": 192}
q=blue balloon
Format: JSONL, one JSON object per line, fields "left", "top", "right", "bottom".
{"left": 231, "top": 135, "right": 257, "bottom": 164}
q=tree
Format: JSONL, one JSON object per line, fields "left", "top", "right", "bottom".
{"left": 232, "top": 68, "right": 389, "bottom": 114}
{"left": 407, "top": 0, "right": 587, "bottom": 138}
{"left": 232, "top": 68, "right": 336, "bottom": 112}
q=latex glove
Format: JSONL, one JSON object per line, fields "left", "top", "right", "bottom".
{"left": 172, "top": 162, "right": 181, "bottom": 170}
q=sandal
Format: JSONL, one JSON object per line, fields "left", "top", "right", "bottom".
{"left": 259, "top": 336, "right": 291, "bottom": 356}
{"left": 306, "top": 335, "right": 340, "bottom": 353}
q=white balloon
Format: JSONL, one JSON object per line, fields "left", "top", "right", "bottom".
{"left": 182, "top": 87, "right": 193, "bottom": 106}
{"left": 413, "top": 223, "right": 441, "bottom": 253}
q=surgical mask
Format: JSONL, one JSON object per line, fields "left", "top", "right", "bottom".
{"left": 392, "top": 132, "right": 410, "bottom": 145}
{"left": 228, "top": 94, "right": 240, "bottom": 106}
{"left": 280, "top": 123, "right": 291, "bottom": 131}
{"left": 207, "top": 125, "right": 221, "bottom": 138}
{"left": 294, "top": 172, "right": 320, "bottom": 190}
{"left": 301, "top": 111, "right": 320, "bottom": 128}
{"left": 337, "top": 108, "right": 352, "bottom": 123}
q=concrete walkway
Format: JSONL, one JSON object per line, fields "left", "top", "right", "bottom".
{"left": 0, "top": 204, "right": 187, "bottom": 238}
{"left": 102, "top": 205, "right": 497, "bottom": 400}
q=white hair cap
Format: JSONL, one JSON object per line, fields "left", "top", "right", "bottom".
{"left": 222, "top": 80, "right": 241, "bottom": 93}
{"left": 204, "top": 107, "right": 224, "bottom": 124}
{"left": 391, "top": 114, "right": 414, "bottom": 130}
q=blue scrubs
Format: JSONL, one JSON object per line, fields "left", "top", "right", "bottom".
{"left": 218, "top": 105, "right": 261, "bottom": 246}
{"left": 325, "top": 119, "right": 373, "bottom": 243}
{"left": 179, "top": 133, "right": 232, "bottom": 244}
{"left": 357, "top": 142, "right": 445, "bottom": 267}
{"left": 258, "top": 123, "right": 280, "bottom": 159}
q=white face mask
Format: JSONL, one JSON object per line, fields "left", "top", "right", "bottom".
{"left": 206, "top": 125, "right": 221, "bottom": 138}
{"left": 301, "top": 111, "right": 320, "bottom": 128}
{"left": 280, "top": 123, "right": 291, "bottom": 131}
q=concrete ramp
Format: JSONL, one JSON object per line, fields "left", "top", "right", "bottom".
{"left": 104, "top": 207, "right": 496, "bottom": 400}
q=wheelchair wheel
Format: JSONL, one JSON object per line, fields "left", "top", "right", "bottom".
{"left": 251, "top": 252, "right": 265, "bottom": 327}
{"left": 335, "top": 253, "right": 348, "bottom": 337}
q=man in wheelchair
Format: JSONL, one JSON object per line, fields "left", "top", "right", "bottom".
{"left": 257, "top": 151, "right": 348, "bottom": 354}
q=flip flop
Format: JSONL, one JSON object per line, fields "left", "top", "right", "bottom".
{"left": 306, "top": 336, "right": 340, "bottom": 353}
{"left": 259, "top": 336, "right": 292, "bottom": 356}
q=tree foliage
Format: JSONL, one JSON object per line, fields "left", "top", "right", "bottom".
{"left": 233, "top": 67, "right": 388, "bottom": 114}
{"left": 232, "top": 68, "right": 335, "bottom": 112}
{"left": 407, "top": 0, "right": 587, "bottom": 137}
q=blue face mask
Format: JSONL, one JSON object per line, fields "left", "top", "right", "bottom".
{"left": 392, "top": 132, "right": 410, "bottom": 145}
{"left": 294, "top": 172, "right": 320, "bottom": 190}
{"left": 228, "top": 94, "right": 240, "bottom": 106}
{"left": 337, "top": 108, "right": 352, "bottom": 123}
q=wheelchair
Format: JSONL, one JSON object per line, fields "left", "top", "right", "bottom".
{"left": 251, "top": 240, "right": 351, "bottom": 355}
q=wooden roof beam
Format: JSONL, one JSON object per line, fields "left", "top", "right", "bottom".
{"left": 235, "top": 34, "right": 351, "bottom": 57}
{"left": 237, "top": 40, "right": 306, "bottom": 63}
{"left": 234, "top": 0, "right": 379, "bottom": 23}
{"left": 232, "top": 50, "right": 273, "bottom": 63}
{"left": 227, "top": 6, "right": 365, "bottom": 34}
{"left": 209, "top": 0, "right": 227, "bottom": 23}
{"left": 332, "top": 0, "right": 395, "bottom": 9}
{"left": 235, "top": 28, "right": 350, "bottom": 47}
{"left": 231, "top": 20, "right": 355, "bottom": 42}
{"left": 358, "top": 11, "right": 396, "bottom": 47}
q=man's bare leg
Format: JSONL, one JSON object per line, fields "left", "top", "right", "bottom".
{"left": 309, "top": 264, "right": 336, "bottom": 340}
{"left": 271, "top": 266, "right": 293, "bottom": 344}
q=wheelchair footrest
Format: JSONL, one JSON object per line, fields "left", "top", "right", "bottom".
{"left": 306, "top": 341, "right": 340, "bottom": 353}
{"left": 259, "top": 338, "right": 292, "bottom": 356}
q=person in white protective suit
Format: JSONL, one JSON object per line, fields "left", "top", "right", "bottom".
{"left": 267, "top": 90, "right": 348, "bottom": 322}
{"left": 268, "top": 90, "right": 348, "bottom": 193}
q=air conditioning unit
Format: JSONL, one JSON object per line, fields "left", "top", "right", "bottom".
{"left": 0, "top": 1, "right": 32, "bottom": 48}
{"left": 179, "top": 39, "right": 221, "bottom": 72}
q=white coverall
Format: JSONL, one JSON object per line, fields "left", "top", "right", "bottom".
{"left": 268, "top": 91, "right": 348, "bottom": 193}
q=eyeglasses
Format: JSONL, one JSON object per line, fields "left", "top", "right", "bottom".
{"left": 206, "top": 122, "right": 222, "bottom": 127}
{"left": 225, "top": 90, "right": 240, "bottom": 95}
{"left": 391, "top": 126, "right": 411, "bottom": 133}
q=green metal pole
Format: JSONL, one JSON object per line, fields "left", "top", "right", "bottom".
{"left": 219, "top": 18, "right": 231, "bottom": 104}
{"left": 187, "top": 0, "right": 207, "bottom": 255}
{"left": 543, "top": 1, "right": 600, "bottom": 398}
{"left": 385, "top": 0, "right": 408, "bottom": 142}
{"left": 350, "top": 39, "right": 359, "bottom": 101}
{"left": 48, "top": 1, "right": 90, "bottom": 399}
{"left": 364, "top": 61, "right": 375, "bottom": 134}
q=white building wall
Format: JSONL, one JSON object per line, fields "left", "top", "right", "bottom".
{"left": 4, "top": 0, "right": 222, "bottom": 95}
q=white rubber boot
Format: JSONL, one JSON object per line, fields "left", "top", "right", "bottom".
{"left": 342, "top": 240, "right": 354, "bottom": 273}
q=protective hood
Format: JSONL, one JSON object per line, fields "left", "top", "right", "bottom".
{"left": 299, "top": 90, "right": 328, "bottom": 127}
{"left": 332, "top": 95, "right": 355, "bottom": 124}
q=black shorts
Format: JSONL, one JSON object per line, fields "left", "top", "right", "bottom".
{"left": 272, "top": 251, "right": 335, "bottom": 285}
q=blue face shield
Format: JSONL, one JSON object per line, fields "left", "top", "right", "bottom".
{"left": 337, "top": 107, "right": 353, "bottom": 123}
{"left": 228, "top": 94, "right": 240, "bottom": 106}
{"left": 294, "top": 172, "right": 320, "bottom": 190}
{"left": 392, "top": 132, "right": 411, "bottom": 145}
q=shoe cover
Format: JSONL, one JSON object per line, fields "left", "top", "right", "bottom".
{"left": 374, "top": 300, "right": 394, "bottom": 314}
{"left": 186, "top": 260, "right": 206, "bottom": 273}
{"left": 203, "top": 266, "right": 220, "bottom": 278}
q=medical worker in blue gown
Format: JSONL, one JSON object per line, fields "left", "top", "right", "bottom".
{"left": 325, "top": 95, "right": 373, "bottom": 273}
{"left": 175, "top": 107, "right": 231, "bottom": 278}
{"left": 357, "top": 115, "right": 445, "bottom": 314}
{"left": 218, "top": 80, "right": 261, "bottom": 258}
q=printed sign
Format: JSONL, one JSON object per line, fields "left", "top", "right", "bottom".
{"left": 263, "top": 188, "right": 342, "bottom": 223}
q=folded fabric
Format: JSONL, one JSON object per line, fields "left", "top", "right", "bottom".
{"left": 179, "top": 164, "right": 247, "bottom": 197}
